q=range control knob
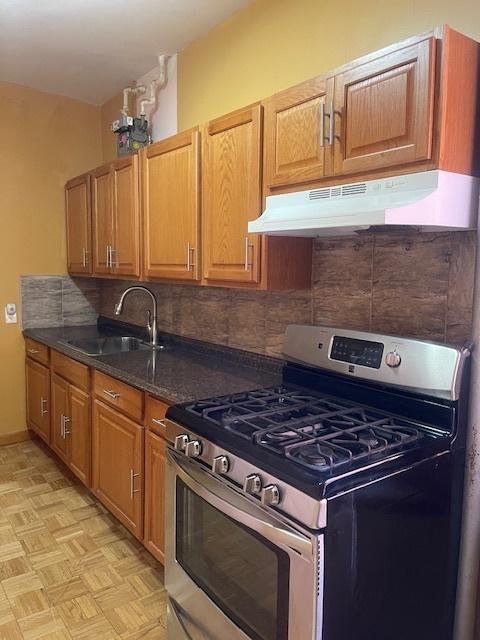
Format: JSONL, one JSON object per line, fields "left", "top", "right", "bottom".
{"left": 185, "top": 440, "right": 202, "bottom": 458}
{"left": 212, "top": 455, "right": 229, "bottom": 475}
{"left": 261, "top": 484, "right": 281, "bottom": 506}
{"left": 243, "top": 474, "right": 262, "bottom": 495}
{"left": 174, "top": 434, "right": 189, "bottom": 452}
{"left": 385, "top": 350, "right": 402, "bottom": 368}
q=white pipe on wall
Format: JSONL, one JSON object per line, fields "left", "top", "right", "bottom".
{"left": 121, "top": 85, "right": 146, "bottom": 117}
{"left": 455, "top": 219, "right": 480, "bottom": 640}
{"left": 139, "top": 54, "right": 169, "bottom": 117}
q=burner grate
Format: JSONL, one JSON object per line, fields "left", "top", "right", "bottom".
{"left": 184, "top": 385, "right": 439, "bottom": 473}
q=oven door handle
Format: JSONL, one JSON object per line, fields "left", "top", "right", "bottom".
{"left": 169, "top": 449, "right": 312, "bottom": 556}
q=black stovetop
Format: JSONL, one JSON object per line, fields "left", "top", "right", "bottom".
{"left": 179, "top": 384, "right": 447, "bottom": 475}
{"left": 165, "top": 357, "right": 464, "bottom": 499}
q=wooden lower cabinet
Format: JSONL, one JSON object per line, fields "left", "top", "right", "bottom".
{"left": 144, "top": 430, "right": 166, "bottom": 563}
{"left": 92, "top": 400, "right": 144, "bottom": 540}
{"left": 51, "top": 373, "right": 91, "bottom": 485}
{"left": 26, "top": 358, "right": 50, "bottom": 443}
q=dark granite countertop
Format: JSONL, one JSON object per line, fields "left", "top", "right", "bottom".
{"left": 23, "top": 320, "right": 284, "bottom": 404}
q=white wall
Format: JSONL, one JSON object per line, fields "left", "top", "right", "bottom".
{"left": 135, "top": 54, "right": 177, "bottom": 142}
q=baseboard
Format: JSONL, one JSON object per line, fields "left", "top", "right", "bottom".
{"left": 0, "top": 430, "right": 32, "bottom": 446}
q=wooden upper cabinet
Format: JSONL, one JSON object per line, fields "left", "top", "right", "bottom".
{"left": 91, "top": 156, "right": 140, "bottom": 277}
{"left": 202, "top": 105, "right": 262, "bottom": 285}
{"left": 263, "top": 76, "right": 333, "bottom": 191}
{"left": 333, "top": 37, "right": 436, "bottom": 176}
{"left": 142, "top": 129, "right": 200, "bottom": 281}
{"left": 25, "top": 359, "right": 50, "bottom": 444}
{"left": 92, "top": 163, "right": 113, "bottom": 275}
{"left": 112, "top": 155, "right": 140, "bottom": 277}
{"left": 65, "top": 174, "right": 92, "bottom": 275}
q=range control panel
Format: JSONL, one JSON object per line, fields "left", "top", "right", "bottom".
{"left": 330, "top": 336, "right": 384, "bottom": 369}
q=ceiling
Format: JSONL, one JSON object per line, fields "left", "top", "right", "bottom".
{"left": 0, "top": 0, "right": 251, "bottom": 104}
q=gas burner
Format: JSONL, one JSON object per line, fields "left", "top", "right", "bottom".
{"left": 184, "top": 384, "right": 439, "bottom": 474}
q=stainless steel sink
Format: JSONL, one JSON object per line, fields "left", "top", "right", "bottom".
{"left": 60, "top": 336, "right": 153, "bottom": 356}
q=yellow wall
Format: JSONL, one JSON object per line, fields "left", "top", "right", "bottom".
{"left": 177, "top": 0, "right": 480, "bottom": 129}
{"left": 101, "top": 92, "right": 123, "bottom": 164}
{"left": 0, "top": 81, "right": 102, "bottom": 436}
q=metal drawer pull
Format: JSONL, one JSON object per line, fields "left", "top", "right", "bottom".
{"left": 63, "top": 416, "right": 71, "bottom": 437}
{"left": 244, "top": 236, "right": 253, "bottom": 271}
{"left": 152, "top": 418, "right": 166, "bottom": 427}
{"left": 40, "top": 398, "right": 48, "bottom": 416}
{"left": 103, "top": 389, "right": 120, "bottom": 400}
{"left": 106, "top": 245, "right": 111, "bottom": 268}
{"left": 319, "top": 100, "right": 325, "bottom": 147}
{"left": 28, "top": 348, "right": 40, "bottom": 355}
{"left": 130, "top": 469, "right": 140, "bottom": 498}
{"left": 328, "top": 100, "right": 334, "bottom": 145}
{"left": 82, "top": 248, "right": 89, "bottom": 268}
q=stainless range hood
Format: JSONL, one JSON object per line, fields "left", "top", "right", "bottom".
{"left": 248, "top": 170, "right": 480, "bottom": 236}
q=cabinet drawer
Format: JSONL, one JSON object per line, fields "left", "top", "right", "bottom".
{"left": 145, "top": 395, "right": 169, "bottom": 437}
{"left": 25, "top": 339, "right": 49, "bottom": 366}
{"left": 51, "top": 350, "right": 90, "bottom": 390}
{"left": 94, "top": 371, "right": 143, "bottom": 422}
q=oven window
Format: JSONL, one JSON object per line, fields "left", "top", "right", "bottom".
{"left": 176, "top": 478, "right": 289, "bottom": 640}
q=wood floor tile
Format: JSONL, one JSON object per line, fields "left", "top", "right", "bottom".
{"left": 0, "top": 441, "right": 166, "bottom": 640}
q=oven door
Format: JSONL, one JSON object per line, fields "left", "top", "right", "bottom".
{"left": 166, "top": 448, "right": 322, "bottom": 640}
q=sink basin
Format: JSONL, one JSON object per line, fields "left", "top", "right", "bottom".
{"left": 60, "top": 336, "right": 153, "bottom": 356}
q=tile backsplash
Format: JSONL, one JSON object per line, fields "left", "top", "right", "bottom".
{"left": 96, "top": 230, "right": 477, "bottom": 357}
{"left": 21, "top": 276, "right": 99, "bottom": 329}
{"left": 21, "top": 231, "right": 475, "bottom": 354}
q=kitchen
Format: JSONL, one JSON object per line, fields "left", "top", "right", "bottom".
{"left": 2, "top": 1, "right": 480, "bottom": 639}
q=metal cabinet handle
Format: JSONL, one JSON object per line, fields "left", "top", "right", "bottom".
{"left": 40, "top": 398, "right": 48, "bottom": 416}
{"left": 63, "top": 416, "right": 71, "bottom": 437}
{"left": 82, "top": 248, "right": 89, "bottom": 268}
{"left": 186, "top": 243, "right": 195, "bottom": 271}
{"left": 152, "top": 418, "right": 166, "bottom": 427}
{"left": 106, "top": 245, "right": 111, "bottom": 268}
{"left": 328, "top": 100, "right": 334, "bottom": 145}
{"left": 244, "top": 236, "right": 253, "bottom": 271}
{"left": 28, "top": 348, "right": 40, "bottom": 355}
{"left": 110, "top": 247, "right": 118, "bottom": 268}
{"left": 130, "top": 469, "right": 140, "bottom": 498}
{"left": 319, "top": 100, "right": 325, "bottom": 148}
{"left": 103, "top": 389, "right": 120, "bottom": 400}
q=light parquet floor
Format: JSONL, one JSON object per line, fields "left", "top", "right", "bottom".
{"left": 0, "top": 439, "right": 166, "bottom": 640}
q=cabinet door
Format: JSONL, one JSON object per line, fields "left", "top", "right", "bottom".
{"left": 334, "top": 37, "right": 436, "bottom": 176}
{"left": 203, "top": 105, "right": 262, "bottom": 284}
{"left": 143, "top": 129, "right": 201, "bottom": 281}
{"left": 144, "top": 430, "right": 166, "bottom": 563}
{"left": 92, "top": 400, "right": 144, "bottom": 539}
{"left": 65, "top": 175, "right": 92, "bottom": 275}
{"left": 263, "top": 76, "right": 333, "bottom": 190}
{"left": 25, "top": 359, "right": 50, "bottom": 444}
{"left": 51, "top": 374, "right": 69, "bottom": 463}
{"left": 68, "top": 385, "right": 90, "bottom": 487}
{"left": 92, "top": 164, "right": 113, "bottom": 275}
{"left": 112, "top": 155, "right": 140, "bottom": 277}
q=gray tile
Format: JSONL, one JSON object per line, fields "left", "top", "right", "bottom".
{"left": 21, "top": 276, "right": 63, "bottom": 329}
{"left": 62, "top": 277, "right": 99, "bottom": 326}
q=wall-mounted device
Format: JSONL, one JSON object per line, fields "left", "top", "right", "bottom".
{"left": 112, "top": 116, "right": 149, "bottom": 157}
{"left": 112, "top": 55, "right": 169, "bottom": 157}
{"left": 4, "top": 303, "right": 17, "bottom": 324}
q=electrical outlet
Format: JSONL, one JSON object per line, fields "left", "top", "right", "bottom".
{"left": 5, "top": 303, "right": 17, "bottom": 324}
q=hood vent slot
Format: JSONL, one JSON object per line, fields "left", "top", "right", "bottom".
{"left": 309, "top": 183, "right": 367, "bottom": 201}
{"left": 342, "top": 183, "right": 367, "bottom": 196}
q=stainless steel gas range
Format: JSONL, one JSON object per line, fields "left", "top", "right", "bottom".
{"left": 163, "top": 325, "right": 472, "bottom": 640}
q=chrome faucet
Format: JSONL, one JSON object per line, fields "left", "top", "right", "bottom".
{"left": 114, "top": 286, "right": 158, "bottom": 348}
